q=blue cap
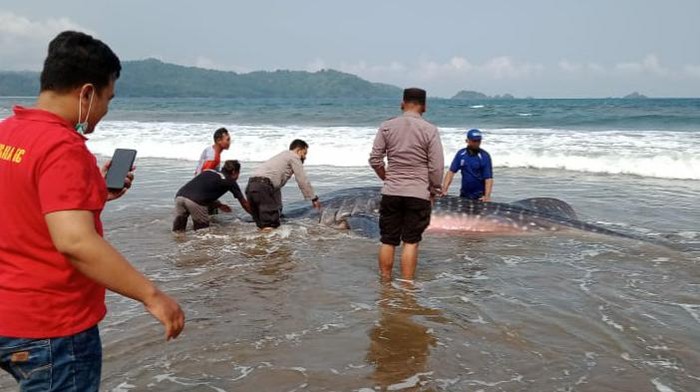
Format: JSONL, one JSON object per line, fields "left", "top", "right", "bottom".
{"left": 466, "top": 129, "right": 483, "bottom": 141}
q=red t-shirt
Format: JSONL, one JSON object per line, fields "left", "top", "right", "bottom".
{"left": 0, "top": 106, "right": 108, "bottom": 338}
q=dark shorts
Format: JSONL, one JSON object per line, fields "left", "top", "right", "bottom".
{"left": 246, "top": 177, "right": 282, "bottom": 229}
{"left": 379, "top": 195, "right": 432, "bottom": 246}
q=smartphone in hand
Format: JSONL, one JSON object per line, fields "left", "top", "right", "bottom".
{"left": 105, "top": 149, "right": 137, "bottom": 191}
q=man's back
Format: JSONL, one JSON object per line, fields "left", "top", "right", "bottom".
{"left": 252, "top": 150, "right": 294, "bottom": 188}
{"left": 252, "top": 150, "right": 315, "bottom": 199}
{"left": 177, "top": 170, "right": 242, "bottom": 205}
{"left": 370, "top": 112, "right": 444, "bottom": 200}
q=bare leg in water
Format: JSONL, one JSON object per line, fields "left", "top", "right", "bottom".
{"left": 400, "top": 242, "right": 419, "bottom": 280}
{"left": 378, "top": 242, "right": 420, "bottom": 281}
{"left": 378, "top": 244, "right": 395, "bottom": 281}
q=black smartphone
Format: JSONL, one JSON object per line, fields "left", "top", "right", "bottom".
{"left": 105, "top": 149, "right": 137, "bottom": 191}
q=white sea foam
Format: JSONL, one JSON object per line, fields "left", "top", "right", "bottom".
{"left": 111, "top": 382, "right": 136, "bottom": 392}
{"left": 86, "top": 122, "right": 700, "bottom": 180}
{"left": 677, "top": 303, "right": 700, "bottom": 325}
{"left": 651, "top": 378, "right": 677, "bottom": 392}
{"left": 387, "top": 372, "right": 433, "bottom": 390}
{"left": 599, "top": 305, "right": 625, "bottom": 331}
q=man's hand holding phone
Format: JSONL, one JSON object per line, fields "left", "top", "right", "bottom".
{"left": 102, "top": 149, "right": 137, "bottom": 201}
{"left": 102, "top": 161, "right": 135, "bottom": 201}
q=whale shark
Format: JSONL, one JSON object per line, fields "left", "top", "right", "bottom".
{"left": 282, "top": 186, "right": 648, "bottom": 242}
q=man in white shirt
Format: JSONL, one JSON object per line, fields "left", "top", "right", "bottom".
{"left": 194, "top": 127, "right": 231, "bottom": 175}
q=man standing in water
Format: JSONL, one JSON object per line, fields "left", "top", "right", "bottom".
{"left": 195, "top": 127, "right": 231, "bottom": 175}
{"left": 194, "top": 127, "right": 232, "bottom": 215}
{"left": 369, "top": 88, "right": 444, "bottom": 281}
{"left": 441, "top": 128, "right": 493, "bottom": 201}
{"left": 0, "top": 31, "right": 184, "bottom": 391}
{"left": 246, "top": 139, "right": 321, "bottom": 230}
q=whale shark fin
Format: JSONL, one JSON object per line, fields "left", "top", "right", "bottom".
{"left": 511, "top": 197, "right": 578, "bottom": 220}
{"left": 344, "top": 214, "right": 380, "bottom": 238}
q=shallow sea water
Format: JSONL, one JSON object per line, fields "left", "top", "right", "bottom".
{"left": 2, "top": 159, "right": 699, "bottom": 391}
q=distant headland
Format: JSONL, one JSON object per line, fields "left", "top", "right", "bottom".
{"left": 0, "top": 60, "right": 669, "bottom": 99}
{"left": 621, "top": 92, "right": 648, "bottom": 99}
{"left": 451, "top": 90, "right": 519, "bottom": 100}
{"left": 0, "top": 59, "right": 401, "bottom": 99}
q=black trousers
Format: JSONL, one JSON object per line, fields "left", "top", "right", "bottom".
{"left": 246, "top": 178, "right": 282, "bottom": 229}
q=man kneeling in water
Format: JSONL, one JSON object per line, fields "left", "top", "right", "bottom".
{"left": 173, "top": 160, "right": 251, "bottom": 231}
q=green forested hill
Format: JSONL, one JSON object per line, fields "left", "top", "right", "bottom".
{"left": 0, "top": 59, "right": 402, "bottom": 98}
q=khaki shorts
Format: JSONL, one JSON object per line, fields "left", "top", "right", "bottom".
{"left": 172, "top": 196, "right": 210, "bottom": 231}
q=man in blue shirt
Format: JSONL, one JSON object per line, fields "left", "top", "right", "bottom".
{"left": 441, "top": 129, "right": 493, "bottom": 201}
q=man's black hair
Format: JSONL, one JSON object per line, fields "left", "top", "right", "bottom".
{"left": 289, "top": 139, "right": 309, "bottom": 151}
{"left": 213, "top": 127, "right": 229, "bottom": 142}
{"left": 40, "top": 31, "right": 121, "bottom": 93}
{"left": 403, "top": 88, "right": 427, "bottom": 105}
{"left": 221, "top": 160, "right": 240, "bottom": 174}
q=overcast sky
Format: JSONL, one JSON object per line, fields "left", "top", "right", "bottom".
{"left": 1, "top": 0, "right": 699, "bottom": 98}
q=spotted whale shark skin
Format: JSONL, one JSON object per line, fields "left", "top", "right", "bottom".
{"left": 282, "top": 186, "right": 640, "bottom": 240}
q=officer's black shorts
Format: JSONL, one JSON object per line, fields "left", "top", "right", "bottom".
{"left": 379, "top": 195, "right": 432, "bottom": 246}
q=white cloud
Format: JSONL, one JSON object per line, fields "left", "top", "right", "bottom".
{"left": 0, "top": 11, "right": 88, "bottom": 37}
{"left": 194, "top": 56, "right": 223, "bottom": 70}
{"left": 0, "top": 11, "right": 93, "bottom": 71}
{"left": 305, "top": 58, "right": 327, "bottom": 72}
{"left": 413, "top": 56, "right": 544, "bottom": 80}
{"left": 335, "top": 56, "right": 543, "bottom": 84}
{"left": 684, "top": 64, "right": 700, "bottom": 78}
{"left": 615, "top": 54, "right": 669, "bottom": 76}
{"left": 588, "top": 63, "right": 605, "bottom": 73}
{"left": 560, "top": 56, "right": 684, "bottom": 79}
{"left": 485, "top": 56, "right": 544, "bottom": 79}
{"left": 338, "top": 60, "right": 406, "bottom": 75}
{"left": 559, "top": 60, "right": 582, "bottom": 73}
{"left": 171, "top": 56, "right": 247, "bottom": 73}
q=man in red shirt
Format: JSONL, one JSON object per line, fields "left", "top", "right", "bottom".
{"left": 194, "top": 127, "right": 231, "bottom": 175}
{"left": 0, "top": 31, "right": 185, "bottom": 391}
{"left": 194, "top": 127, "right": 232, "bottom": 215}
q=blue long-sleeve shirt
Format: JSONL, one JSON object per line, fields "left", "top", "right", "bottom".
{"left": 449, "top": 148, "right": 493, "bottom": 199}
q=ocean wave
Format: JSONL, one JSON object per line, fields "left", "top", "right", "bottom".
{"left": 86, "top": 122, "right": 700, "bottom": 180}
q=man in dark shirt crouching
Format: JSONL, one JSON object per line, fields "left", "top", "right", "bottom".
{"left": 173, "top": 160, "right": 251, "bottom": 231}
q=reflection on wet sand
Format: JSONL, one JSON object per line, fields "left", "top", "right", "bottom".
{"left": 367, "top": 283, "right": 446, "bottom": 390}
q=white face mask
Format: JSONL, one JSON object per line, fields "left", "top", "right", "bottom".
{"left": 75, "top": 85, "right": 95, "bottom": 135}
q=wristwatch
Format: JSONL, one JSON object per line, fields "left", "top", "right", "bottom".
{"left": 311, "top": 196, "right": 319, "bottom": 202}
